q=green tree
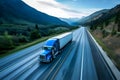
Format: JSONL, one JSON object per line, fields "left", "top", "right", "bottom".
{"left": 102, "top": 29, "right": 108, "bottom": 38}
{"left": 35, "top": 24, "right": 39, "bottom": 30}
{"left": 100, "top": 24, "right": 104, "bottom": 30}
{"left": 115, "top": 12, "right": 120, "bottom": 32}
{"left": 30, "top": 29, "right": 41, "bottom": 40}
{"left": 0, "top": 31, "right": 14, "bottom": 51}
{"left": 111, "top": 27, "right": 117, "bottom": 36}
{"left": 105, "top": 20, "right": 109, "bottom": 26}
{"left": 19, "top": 35, "right": 28, "bottom": 43}
{"left": 118, "top": 23, "right": 120, "bottom": 32}
{"left": 27, "top": 27, "right": 31, "bottom": 32}
{"left": 4, "top": 31, "right": 14, "bottom": 48}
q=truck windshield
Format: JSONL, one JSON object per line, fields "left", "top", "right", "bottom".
{"left": 43, "top": 46, "right": 53, "bottom": 50}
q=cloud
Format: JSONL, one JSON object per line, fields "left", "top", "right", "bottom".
{"left": 37, "top": 0, "right": 82, "bottom": 13}
{"left": 22, "top": 0, "right": 100, "bottom": 18}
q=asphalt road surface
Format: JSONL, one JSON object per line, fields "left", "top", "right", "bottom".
{"left": 0, "top": 27, "right": 118, "bottom": 80}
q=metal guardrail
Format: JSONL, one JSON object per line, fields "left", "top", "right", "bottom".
{"left": 87, "top": 30, "right": 120, "bottom": 80}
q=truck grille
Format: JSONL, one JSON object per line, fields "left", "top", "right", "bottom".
{"left": 40, "top": 55, "right": 45, "bottom": 60}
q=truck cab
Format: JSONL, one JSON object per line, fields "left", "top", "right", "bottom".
{"left": 40, "top": 39, "right": 59, "bottom": 62}
{"left": 39, "top": 32, "right": 72, "bottom": 63}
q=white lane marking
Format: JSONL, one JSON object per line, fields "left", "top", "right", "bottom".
{"left": 43, "top": 57, "right": 62, "bottom": 80}
{"left": 80, "top": 28, "right": 85, "bottom": 80}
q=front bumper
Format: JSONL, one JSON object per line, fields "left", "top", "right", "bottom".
{"left": 39, "top": 58, "right": 50, "bottom": 63}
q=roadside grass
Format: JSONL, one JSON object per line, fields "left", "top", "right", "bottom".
{"left": 92, "top": 34, "right": 120, "bottom": 70}
{"left": 0, "top": 28, "right": 77, "bottom": 58}
{"left": 0, "top": 36, "right": 49, "bottom": 58}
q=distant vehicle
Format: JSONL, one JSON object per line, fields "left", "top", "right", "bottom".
{"left": 39, "top": 32, "right": 72, "bottom": 62}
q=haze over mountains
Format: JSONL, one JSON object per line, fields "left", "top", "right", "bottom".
{"left": 0, "top": 0, "right": 68, "bottom": 26}
{"left": 76, "top": 9, "right": 109, "bottom": 25}
{"left": 61, "top": 4, "right": 120, "bottom": 26}
{"left": 77, "top": 4, "right": 120, "bottom": 26}
{"left": 60, "top": 18, "right": 80, "bottom": 25}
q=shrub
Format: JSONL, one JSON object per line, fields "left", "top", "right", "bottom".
{"left": 0, "top": 32, "right": 14, "bottom": 53}
{"left": 12, "top": 36, "right": 19, "bottom": 46}
{"left": 19, "top": 35, "right": 28, "bottom": 43}
{"left": 30, "top": 29, "right": 41, "bottom": 40}
{"left": 105, "top": 20, "right": 109, "bottom": 26}
{"left": 102, "top": 29, "right": 109, "bottom": 38}
{"left": 90, "top": 26, "right": 97, "bottom": 31}
{"left": 111, "top": 30, "right": 117, "bottom": 36}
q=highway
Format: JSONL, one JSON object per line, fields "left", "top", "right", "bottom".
{"left": 0, "top": 27, "right": 119, "bottom": 80}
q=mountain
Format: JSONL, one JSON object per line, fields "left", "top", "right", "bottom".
{"left": 78, "top": 4, "right": 120, "bottom": 27}
{"left": 89, "top": 4, "right": 120, "bottom": 71}
{"left": 60, "top": 18, "right": 80, "bottom": 25}
{"left": 77, "top": 9, "right": 109, "bottom": 25}
{"left": 0, "top": 0, "right": 68, "bottom": 26}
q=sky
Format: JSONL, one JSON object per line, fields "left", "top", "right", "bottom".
{"left": 22, "top": 0, "right": 120, "bottom": 18}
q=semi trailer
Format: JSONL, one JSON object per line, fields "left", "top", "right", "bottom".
{"left": 39, "top": 32, "right": 72, "bottom": 62}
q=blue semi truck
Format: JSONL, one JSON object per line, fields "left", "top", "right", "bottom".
{"left": 39, "top": 32, "right": 72, "bottom": 62}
